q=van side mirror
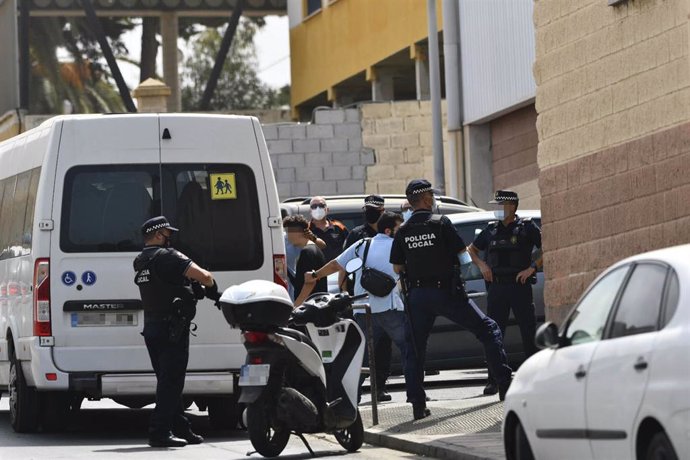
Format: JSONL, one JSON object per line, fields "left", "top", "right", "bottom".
{"left": 535, "top": 322, "right": 559, "bottom": 349}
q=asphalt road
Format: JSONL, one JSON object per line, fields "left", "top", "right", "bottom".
{"left": 0, "top": 370, "right": 486, "bottom": 459}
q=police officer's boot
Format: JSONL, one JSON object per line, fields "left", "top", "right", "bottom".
{"left": 148, "top": 432, "right": 188, "bottom": 448}
{"left": 483, "top": 381, "right": 498, "bottom": 396}
{"left": 176, "top": 428, "right": 204, "bottom": 445}
{"left": 498, "top": 378, "right": 513, "bottom": 402}
{"left": 412, "top": 403, "right": 431, "bottom": 420}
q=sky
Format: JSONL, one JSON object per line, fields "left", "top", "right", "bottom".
{"left": 117, "top": 15, "right": 291, "bottom": 90}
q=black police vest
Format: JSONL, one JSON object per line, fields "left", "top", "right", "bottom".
{"left": 133, "top": 247, "right": 180, "bottom": 315}
{"left": 397, "top": 215, "right": 454, "bottom": 282}
{"left": 486, "top": 219, "right": 533, "bottom": 276}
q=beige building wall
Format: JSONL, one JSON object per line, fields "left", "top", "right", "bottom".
{"left": 534, "top": 0, "right": 690, "bottom": 322}
{"left": 361, "top": 100, "right": 455, "bottom": 195}
{"left": 491, "top": 105, "right": 540, "bottom": 209}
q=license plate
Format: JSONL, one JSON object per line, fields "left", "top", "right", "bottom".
{"left": 239, "top": 364, "right": 270, "bottom": 386}
{"left": 70, "top": 312, "right": 138, "bottom": 327}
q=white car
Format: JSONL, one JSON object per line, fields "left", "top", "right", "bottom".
{"left": 503, "top": 244, "right": 690, "bottom": 460}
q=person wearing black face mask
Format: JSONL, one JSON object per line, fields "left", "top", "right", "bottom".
{"left": 342, "top": 195, "right": 394, "bottom": 402}
{"left": 133, "top": 216, "right": 221, "bottom": 448}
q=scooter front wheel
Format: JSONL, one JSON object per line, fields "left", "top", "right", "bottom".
{"left": 247, "top": 401, "right": 290, "bottom": 457}
{"left": 334, "top": 410, "right": 364, "bottom": 452}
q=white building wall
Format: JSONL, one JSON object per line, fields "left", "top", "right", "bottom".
{"left": 287, "top": 0, "right": 303, "bottom": 28}
{"left": 459, "top": 0, "right": 536, "bottom": 124}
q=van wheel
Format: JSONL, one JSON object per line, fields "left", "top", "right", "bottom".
{"left": 41, "top": 392, "right": 72, "bottom": 432}
{"left": 208, "top": 395, "right": 240, "bottom": 430}
{"left": 8, "top": 355, "right": 40, "bottom": 433}
{"left": 645, "top": 431, "right": 678, "bottom": 460}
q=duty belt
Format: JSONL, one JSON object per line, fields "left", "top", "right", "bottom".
{"left": 410, "top": 279, "right": 451, "bottom": 289}
{"left": 491, "top": 275, "right": 520, "bottom": 284}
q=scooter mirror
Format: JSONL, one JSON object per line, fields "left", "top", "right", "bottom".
{"left": 345, "top": 258, "right": 363, "bottom": 274}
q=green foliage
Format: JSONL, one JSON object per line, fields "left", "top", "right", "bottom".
{"left": 28, "top": 17, "right": 132, "bottom": 114}
{"left": 181, "top": 19, "right": 287, "bottom": 111}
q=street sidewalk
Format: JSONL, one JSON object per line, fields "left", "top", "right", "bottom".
{"left": 359, "top": 384, "right": 506, "bottom": 460}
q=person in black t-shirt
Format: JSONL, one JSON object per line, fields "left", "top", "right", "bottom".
{"left": 284, "top": 215, "right": 328, "bottom": 306}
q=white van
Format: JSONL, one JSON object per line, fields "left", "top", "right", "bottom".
{"left": 0, "top": 114, "right": 287, "bottom": 432}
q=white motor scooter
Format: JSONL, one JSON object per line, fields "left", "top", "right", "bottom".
{"left": 218, "top": 261, "right": 368, "bottom": 458}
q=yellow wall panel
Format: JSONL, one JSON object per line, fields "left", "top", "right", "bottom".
{"left": 290, "top": 0, "right": 443, "bottom": 107}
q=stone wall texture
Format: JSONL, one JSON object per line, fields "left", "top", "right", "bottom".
{"left": 534, "top": 0, "right": 690, "bottom": 322}
{"left": 491, "top": 105, "right": 540, "bottom": 209}
{"left": 361, "top": 100, "right": 451, "bottom": 195}
{"left": 263, "top": 108, "right": 371, "bottom": 199}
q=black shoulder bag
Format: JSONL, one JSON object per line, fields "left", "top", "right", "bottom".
{"left": 358, "top": 238, "right": 397, "bottom": 297}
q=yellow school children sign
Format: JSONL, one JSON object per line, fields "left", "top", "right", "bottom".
{"left": 210, "top": 173, "right": 237, "bottom": 200}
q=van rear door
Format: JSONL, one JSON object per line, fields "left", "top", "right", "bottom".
{"left": 50, "top": 115, "right": 161, "bottom": 372}
{"left": 157, "top": 114, "right": 276, "bottom": 371}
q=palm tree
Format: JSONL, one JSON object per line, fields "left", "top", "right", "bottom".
{"left": 29, "top": 17, "right": 134, "bottom": 114}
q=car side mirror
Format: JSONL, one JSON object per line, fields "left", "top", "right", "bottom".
{"left": 535, "top": 322, "right": 559, "bottom": 349}
{"left": 345, "top": 258, "right": 363, "bottom": 274}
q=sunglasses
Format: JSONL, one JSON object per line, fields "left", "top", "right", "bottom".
{"left": 310, "top": 203, "right": 326, "bottom": 209}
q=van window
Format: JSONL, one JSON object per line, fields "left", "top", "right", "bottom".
{"left": 161, "top": 164, "right": 263, "bottom": 271}
{"left": 0, "top": 177, "right": 16, "bottom": 259}
{"left": 61, "top": 165, "right": 159, "bottom": 252}
{"left": 22, "top": 168, "right": 41, "bottom": 254}
{"left": 10, "top": 171, "right": 30, "bottom": 252}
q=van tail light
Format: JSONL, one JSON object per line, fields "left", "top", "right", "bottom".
{"left": 273, "top": 254, "right": 288, "bottom": 289}
{"left": 33, "top": 258, "right": 51, "bottom": 337}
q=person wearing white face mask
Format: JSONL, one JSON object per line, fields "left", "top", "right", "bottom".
{"left": 307, "top": 196, "right": 349, "bottom": 262}
{"left": 467, "top": 190, "right": 543, "bottom": 396}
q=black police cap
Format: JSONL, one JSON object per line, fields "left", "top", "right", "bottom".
{"left": 405, "top": 179, "right": 439, "bottom": 198}
{"left": 364, "top": 194, "right": 385, "bottom": 207}
{"left": 141, "top": 216, "right": 179, "bottom": 235}
{"left": 489, "top": 190, "right": 519, "bottom": 204}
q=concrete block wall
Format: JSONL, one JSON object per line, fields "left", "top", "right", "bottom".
{"left": 263, "top": 108, "right": 369, "bottom": 199}
{"left": 534, "top": 0, "right": 690, "bottom": 322}
{"left": 491, "top": 105, "right": 540, "bottom": 209}
{"left": 361, "top": 100, "right": 450, "bottom": 194}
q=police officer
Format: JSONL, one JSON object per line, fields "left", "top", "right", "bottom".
{"left": 390, "top": 180, "right": 512, "bottom": 419}
{"left": 468, "top": 190, "right": 542, "bottom": 395}
{"left": 134, "top": 216, "right": 221, "bottom": 448}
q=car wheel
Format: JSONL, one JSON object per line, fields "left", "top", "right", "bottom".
{"left": 645, "top": 431, "right": 678, "bottom": 460}
{"left": 512, "top": 420, "right": 535, "bottom": 460}
{"left": 8, "top": 353, "right": 40, "bottom": 433}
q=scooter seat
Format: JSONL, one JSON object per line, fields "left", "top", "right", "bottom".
{"left": 277, "top": 328, "right": 320, "bottom": 355}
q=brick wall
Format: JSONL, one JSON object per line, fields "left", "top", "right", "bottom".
{"left": 535, "top": 0, "right": 690, "bottom": 168}
{"left": 361, "top": 100, "right": 450, "bottom": 194}
{"left": 490, "top": 105, "right": 540, "bottom": 209}
{"left": 263, "top": 108, "right": 372, "bottom": 199}
{"left": 534, "top": 0, "right": 690, "bottom": 322}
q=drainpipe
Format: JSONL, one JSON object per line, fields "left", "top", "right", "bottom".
{"left": 442, "top": 0, "right": 463, "bottom": 199}
{"left": 427, "top": 0, "right": 445, "bottom": 193}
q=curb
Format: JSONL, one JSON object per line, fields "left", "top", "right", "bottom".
{"left": 363, "top": 430, "right": 499, "bottom": 460}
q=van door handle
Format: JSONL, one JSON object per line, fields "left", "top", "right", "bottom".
{"left": 574, "top": 365, "right": 586, "bottom": 380}
{"left": 467, "top": 291, "right": 487, "bottom": 299}
{"left": 634, "top": 358, "right": 648, "bottom": 371}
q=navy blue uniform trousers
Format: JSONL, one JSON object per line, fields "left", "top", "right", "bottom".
{"left": 143, "top": 320, "right": 191, "bottom": 436}
{"left": 407, "top": 287, "right": 512, "bottom": 389}
{"left": 487, "top": 281, "right": 538, "bottom": 359}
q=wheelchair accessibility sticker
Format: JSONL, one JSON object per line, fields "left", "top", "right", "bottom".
{"left": 82, "top": 271, "right": 97, "bottom": 286}
{"left": 210, "top": 173, "right": 237, "bottom": 200}
{"left": 61, "top": 271, "right": 76, "bottom": 286}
